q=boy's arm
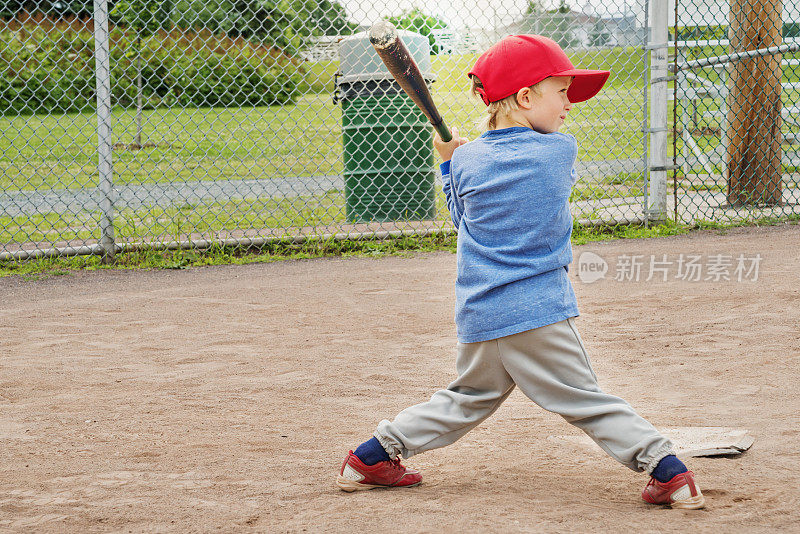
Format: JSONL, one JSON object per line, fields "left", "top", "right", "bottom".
{"left": 434, "top": 127, "right": 469, "bottom": 229}
{"left": 440, "top": 161, "right": 465, "bottom": 229}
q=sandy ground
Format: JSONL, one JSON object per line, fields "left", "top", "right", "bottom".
{"left": 1, "top": 224, "right": 800, "bottom": 533}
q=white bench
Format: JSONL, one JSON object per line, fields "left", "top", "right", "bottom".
{"left": 676, "top": 38, "right": 800, "bottom": 177}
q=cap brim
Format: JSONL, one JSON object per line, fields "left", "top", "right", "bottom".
{"left": 555, "top": 69, "right": 610, "bottom": 103}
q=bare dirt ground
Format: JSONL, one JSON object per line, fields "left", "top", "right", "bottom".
{"left": 1, "top": 223, "right": 800, "bottom": 533}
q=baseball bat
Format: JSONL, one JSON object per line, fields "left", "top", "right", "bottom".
{"left": 369, "top": 20, "right": 453, "bottom": 143}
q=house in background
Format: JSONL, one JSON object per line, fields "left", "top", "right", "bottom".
{"left": 601, "top": 14, "right": 643, "bottom": 47}
{"left": 452, "top": 9, "right": 641, "bottom": 52}
{"left": 300, "top": 35, "right": 342, "bottom": 62}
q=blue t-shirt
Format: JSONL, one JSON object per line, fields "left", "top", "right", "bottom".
{"left": 441, "top": 126, "right": 579, "bottom": 343}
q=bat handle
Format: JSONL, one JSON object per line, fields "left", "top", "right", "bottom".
{"left": 432, "top": 120, "right": 453, "bottom": 143}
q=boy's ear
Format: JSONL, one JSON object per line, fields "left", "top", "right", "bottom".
{"left": 516, "top": 87, "right": 533, "bottom": 109}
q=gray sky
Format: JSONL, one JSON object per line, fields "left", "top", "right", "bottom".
{"left": 338, "top": 0, "right": 646, "bottom": 31}
{"left": 338, "top": 0, "right": 800, "bottom": 33}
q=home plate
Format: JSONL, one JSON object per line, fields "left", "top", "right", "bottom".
{"left": 549, "top": 427, "right": 754, "bottom": 458}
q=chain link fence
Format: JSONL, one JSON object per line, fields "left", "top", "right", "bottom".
{"left": 674, "top": 0, "right": 800, "bottom": 224}
{"left": 2, "top": 0, "right": 661, "bottom": 262}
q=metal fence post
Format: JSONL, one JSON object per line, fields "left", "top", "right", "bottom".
{"left": 642, "top": 0, "right": 651, "bottom": 223}
{"left": 647, "top": 0, "right": 670, "bottom": 222}
{"left": 93, "top": 0, "right": 116, "bottom": 262}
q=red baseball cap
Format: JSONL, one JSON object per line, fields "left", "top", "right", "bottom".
{"left": 468, "top": 34, "right": 610, "bottom": 105}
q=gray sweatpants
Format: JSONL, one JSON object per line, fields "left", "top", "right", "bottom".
{"left": 375, "top": 318, "right": 674, "bottom": 474}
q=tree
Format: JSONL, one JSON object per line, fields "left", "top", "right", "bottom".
{"left": 726, "top": 0, "right": 783, "bottom": 205}
{"left": 170, "top": 0, "right": 241, "bottom": 34}
{"left": 171, "top": 0, "right": 341, "bottom": 55}
{"left": 110, "top": 0, "right": 166, "bottom": 148}
{"left": 299, "top": 0, "right": 356, "bottom": 36}
{"left": 521, "top": 0, "right": 579, "bottom": 50}
{"left": 0, "top": 0, "right": 89, "bottom": 18}
{"left": 228, "top": 0, "right": 310, "bottom": 54}
{"left": 387, "top": 7, "right": 447, "bottom": 55}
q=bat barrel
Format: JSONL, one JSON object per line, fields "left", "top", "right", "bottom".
{"left": 369, "top": 20, "right": 451, "bottom": 144}
{"left": 369, "top": 20, "right": 397, "bottom": 50}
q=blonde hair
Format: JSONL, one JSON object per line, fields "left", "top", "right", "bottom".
{"left": 470, "top": 75, "right": 541, "bottom": 131}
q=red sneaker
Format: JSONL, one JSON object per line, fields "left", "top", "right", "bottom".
{"left": 336, "top": 451, "right": 422, "bottom": 492}
{"left": 642, "top": 471, "right": 705, "bottom": 509}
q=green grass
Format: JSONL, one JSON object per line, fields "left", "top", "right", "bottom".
{"left": 0, "top": 48, "right": 653, "bottom": 192}
{"left": 0, "top": 46, "right": 652, "bottom": 255}
{"left": 296, "top": 59, "right": 341, "bottom": 94}
{"left": 571, "top": 171, "right": 644, "bottom": 202}
{"left": 0, "top": 88, "right": 647, "bottom": 190}
{"left": 0, "top": 210, "right": 99, "bottom": 245}
{"left": 0, "top": 193, "right": 346, "bottom": 245}
{"left": 0, "top": 232, "right": 461, "bottom": 279}
{"left": 0, "top": 96, "right": 345, "bottom": 190}
{"left": 3, "top": 217, "right": 799, "bottom": 279}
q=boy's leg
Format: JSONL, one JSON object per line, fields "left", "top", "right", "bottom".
{"left": 496, "top": 317, "right": 703, "bottom": 508}
{"left": 498, "top": 319, "right": 674, "bottom": 473}
{"left": 337, "top": 339, "right": 515, "bottom": 491}
{"left": 375, "top": 338, "right": 516, "bottom": 459}
{"left": 496, "top": 317, "right": 674, "bottom": 473}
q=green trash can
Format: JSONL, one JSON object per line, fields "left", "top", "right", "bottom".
{"left": 337, "top": 31, "right": 436, "bottom": 222}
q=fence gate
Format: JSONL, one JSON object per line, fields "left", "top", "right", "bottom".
{"left": 674, "top": 0, "right": 800, "bottom": 224}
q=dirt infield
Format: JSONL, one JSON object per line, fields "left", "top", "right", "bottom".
{"left": 2, "top": 224, "right": 800, "bottom": 533}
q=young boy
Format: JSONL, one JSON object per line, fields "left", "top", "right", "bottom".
{"left": 336, "top": 34, "right": 705, "bottom": 509}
